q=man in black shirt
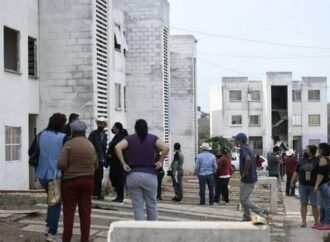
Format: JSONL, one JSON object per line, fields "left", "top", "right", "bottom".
{"left": 89, "top": 117, "right": 108, "bottom": 200}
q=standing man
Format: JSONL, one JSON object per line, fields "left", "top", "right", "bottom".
{"left": 195, "top": 143, "right": 217, "bottom": 206}
{"left": 64, "top": 113, "right": 79, "bottom": 138}
{"left": 89, "top": 117, "right": 108, "bottom": 200}
{"left": 267, "top": 146, "right": 281, "bottom": 179}
{"left": 283, "top": 149, "right": 297, "bottom": 196}
{"left": 170, "top": 143, "right": 184, "bottom": 202}
{"left": 233, "top": 133, "right": 269, "bottom": 221}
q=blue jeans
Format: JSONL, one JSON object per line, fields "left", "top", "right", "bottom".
{"left": 319, "top": 182, "right": 330, "bottom": 224}
{"left": 198, "top": 174, "right": 214, "bottom": 205}
{"left": 39, "top": 179, "right": 62, "bottom": 235}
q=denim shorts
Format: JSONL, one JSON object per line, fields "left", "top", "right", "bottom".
{"left": 299, "top": 184, "right": 319, "bottom": 205}
{"left": 319, "top": 182, "right": 330, "bottom": 202}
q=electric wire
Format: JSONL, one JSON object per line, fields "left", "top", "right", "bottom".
{"left": 199, "top": 51, "right": 330, "bottom": 59}
{"left": 172, "top": 26, "right": 330, "bottom": 50}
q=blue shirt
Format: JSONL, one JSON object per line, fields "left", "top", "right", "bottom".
{"left": 195, "top": 151, "right": 217, "bottom": 176}
{"left": 239, "top": 145, "right": 257, "bottom": 183}
{"left": 36, "top": 131, "right": 66, "bottom": 181}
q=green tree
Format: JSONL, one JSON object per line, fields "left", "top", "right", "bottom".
{"left": 206, "top": 136, "right": 233, "bottom": 154}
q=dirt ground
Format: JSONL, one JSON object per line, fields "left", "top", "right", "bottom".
{"left": 0, "top": 193, "right": 46, "bottom": 242}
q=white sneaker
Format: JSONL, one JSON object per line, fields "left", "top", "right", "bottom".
{"left": 46, "top": 234, "right": 62, "bottom": 242}
{"left": 44, "top": 225, "right": 49, "bottom": 236}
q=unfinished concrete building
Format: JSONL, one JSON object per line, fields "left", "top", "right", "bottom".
{"left": 170, "top": 35, "right": 197, "bottom": 170}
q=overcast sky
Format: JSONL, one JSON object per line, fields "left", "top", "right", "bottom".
{"left": 168, "top": 0, "right": 330, "bottom": 112}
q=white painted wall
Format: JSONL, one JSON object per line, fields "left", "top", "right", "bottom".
{"left": 0, "top": 0, "right": 39, "bottom": 190}
{"left": 209, "top": 84, "right": 222, "bottom": 137}
{"left": 109, "top": 0, "right": 128, "bottom": 136}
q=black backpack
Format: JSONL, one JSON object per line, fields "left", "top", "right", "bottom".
{"left": 28, "top": 132, "right": 42, "bottom": 167}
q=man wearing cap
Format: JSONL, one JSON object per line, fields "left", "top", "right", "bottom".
{"left": 195, "top": 143, "right": 217, "bottom": 205}
{"left": 283, "top": 149, "right": 297, "bottom": 196}
{"left": 233, "top": 133, "right": 269, "bottom": 221}
{"left": 267, "top": 146, "right": 281, "bottom": 179}
{"left": 88, "top": 117, "right": 108, "bottom": 200}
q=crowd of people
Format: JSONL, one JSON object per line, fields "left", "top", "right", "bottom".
{"left": 29, "top": 114, "right": 330, "bottom": 241}
{"left": 195, "top": 131, "right": 330, "bottom": 230}
{"left": 29, "top": 113, "right": 171, "bottom": 242}
{"left": 264, "top": 139, "right": 330, "bottom": 230}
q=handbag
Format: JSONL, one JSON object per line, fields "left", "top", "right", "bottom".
{"left": 28, "top": 132, "right": 41, "bottom": 167}
{"left": 47, "top": 170, "right": 61, "bottom": 205}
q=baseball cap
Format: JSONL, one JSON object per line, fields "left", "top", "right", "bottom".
{"left": 232, "top": 133, "right": 248, "bottom": 143}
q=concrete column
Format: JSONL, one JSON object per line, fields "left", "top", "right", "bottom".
{"left": 257, "top": 177, "right": 278, "bottom": 213}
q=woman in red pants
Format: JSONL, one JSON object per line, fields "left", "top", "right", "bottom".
{"left": 58, "top": 120, "right": 99, "bottom": 242}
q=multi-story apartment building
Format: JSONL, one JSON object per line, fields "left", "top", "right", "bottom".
{"left": 110, "top": 0, "right": 128, "bottom": 129}
{"left": 0, "top": 0, "right": 39, "bottom": 190}
{"left": 170, "top": 35, "right": 197, "bottom": 170}
{"left": 124, "top": 0, "right": 170, "bottom": 147}
{"left": 0, "top": 0, "right": 198, "bottom": 189}
{"left": 210, "top": 72, "right": 328, "bottom": 156}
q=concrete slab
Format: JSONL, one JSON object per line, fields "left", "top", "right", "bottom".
{"left": 96, "top": 230, "right": 108, "bottom": 238}
{"left": 108, "top": 221, "right": 270, "bottom": 242}
{"left": 19, "top": 219, "right": 109, "bottom": 230}
{"left": 35, "top": 203, "right": 184, "bottom": 221}
{"left": 0, "top": 213, "right": 12, "bottom": 218}
{"left": 0, "top": 209, "right": 40, "bottom": 214}
{"left": 21, "top": 224, "right": 99, "bottom": 236}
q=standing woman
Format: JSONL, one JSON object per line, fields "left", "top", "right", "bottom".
{"left": 314, "top": 143, "right": 330, "bottom": 230}
{"left": 115, "top": 119, "right": 169, "bottom": 220}
{"left": 107, "top": 122, "right": 128, "bottom": 203}
{"left": 291, "top": 145, "right": 319, "bottom": 228}
{"left": 58, "top": 120, "right": 99, "bottom": 242}
{"left": 36, "top": 113, "right": 66, "bottom": 242}
{"left": 214, "top": 147, "right": 232, "bottom": 204}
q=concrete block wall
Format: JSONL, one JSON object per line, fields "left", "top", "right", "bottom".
{"left": 38, "top": 0, "right": 95, "bottom": 132}
{"left": 124, "top": 0, "right": 170, "bottom": 139}
{"left": 170, "top": 35, "right": 197, "bottom": 171}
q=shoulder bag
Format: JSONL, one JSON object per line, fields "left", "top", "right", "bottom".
{"left": 47, "top": 169, "right": 61, "bottom": 205}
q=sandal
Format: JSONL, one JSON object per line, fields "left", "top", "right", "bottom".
{"left": 300, "top": 223, "right": 307, "bottom": 228}
{"left": 263, "top": 210, "right": 272, "bottom": 225}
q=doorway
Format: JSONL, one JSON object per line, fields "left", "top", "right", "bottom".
{"left": 271, "top": 86, "right": 288, "bottom": 144}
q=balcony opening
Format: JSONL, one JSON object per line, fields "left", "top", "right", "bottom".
{"left": 271, "top": 86, "right": 288, "bottom": 144}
